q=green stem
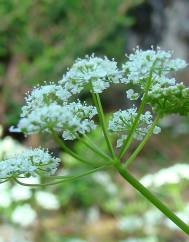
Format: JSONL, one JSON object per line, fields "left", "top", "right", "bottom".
{"left": 0, "top": 179, "right": 9, "bottom": 184}
{"left": 114, "top": 161, "right": 189, "bottom": 235}
{"left": 50, "top": 130, "right": 94, "bottom": 166}
{"left": 124, "top": 114, "right": 161, "bottom": 167}
{"left": 119, "top": 62, "right": 157, "bottom": 159}
{"left": 91, "top": 92, "right": 116, "bottom": 159}
{"left": 80, "top": 135, "right": 112, "bottom": 162}
{"left": 14, "top": 165, "right": 109, "bottom": 187}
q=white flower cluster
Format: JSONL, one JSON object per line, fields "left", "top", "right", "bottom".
{"left": 12, "top": 101, "right": 97, "bottom": 139}
{"left": 11, "top": 83, "right": 97, "bottom": 139}
{"left": 109, "top": 107, "right": 161, "bottom": 147}
{"left": 122, "top": 47, "right": 187, "bottom": 91}
{"left": 11, "top": 204, "right": 37, "bottom": 227}
{"left": 0, "top": 148, "right": 60, "bottom": 180}
{"left": 140, "top": 163, "right": 189, "bottom": 187}
{"left": 59, "top": 54, "right": 121, "bottom": 94}
{"left": 21, "top": 83, "right": 71, "bottom": 117}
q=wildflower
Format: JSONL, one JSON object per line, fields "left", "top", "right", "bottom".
{"left": 0, "top": 148, "right": 60, "bottom": 180}
{"left": 59, "top": 54, "right": 121, "bottom": 94}
{"left": 109, "top": 107, "right": 161, "bottom": 147}
{"left": 122, "top": 47, "right": 187, "bottom": 89}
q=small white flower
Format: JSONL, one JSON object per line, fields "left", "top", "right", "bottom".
{"left": 59, "top": 54, "right": 122, "bottom": 94}
{"left": 126, "top": 89, "right": 139, "bottom": 100}
{"left": 11, "top": 204, "right": 37, "bottom": 227}
{"left": 109, "top": 107, "right": 160, "bottom": 147}
{"left": 35, "top": 191, "right": 60, "bottom": 210}
{"left": 0, "top": 148, "right": 60, "bottom": 180}
{"left": 122, "top": 46, "right": 187, "bottom": 89}
{"left": 153, "top": 126, "right": 161, "bottom": 134}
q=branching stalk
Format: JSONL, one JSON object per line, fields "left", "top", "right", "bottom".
{"left": 91, "top": 92, "right": 116, "bottom": 159}
{"left": 50, "top": 129, "right": 95, "bottom": 166}
{"left": 14, "top": 165, "right": 109, "bottom": 187}
{"left": 80, "top": 135, "right": 112, "bottom": 162}
{"left": 119, "top": 61, "right": 157, "bottom": 159}
{"left": 124, "top": 114, "right": 161, "bottom": 167}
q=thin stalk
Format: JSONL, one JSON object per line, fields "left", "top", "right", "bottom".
{"left": 50, "top": 129, "right": 94, "bottom": 166}
{"left": 80, "top": 135, "right": 112, "bottom": 162}
{"left": 91, "top": 92, "right": 116, "bottom": 159}
{"left": 14, "top": 165, "right": 109, "bottom": 187}
{"left": 114, "top": 161, "right": 189, "bottom": 235}
{"left": 119, "top": 61, "right": 157, "bottom": 159}
{"left": 0, "top": 179, "right": 9, "bottom": 184}
{"left": 124, "top": 114, "right": 161, "bottom": 167}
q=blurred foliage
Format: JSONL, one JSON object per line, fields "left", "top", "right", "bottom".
{"left": 0, "top": 0, "right": 143, "bottom": 126}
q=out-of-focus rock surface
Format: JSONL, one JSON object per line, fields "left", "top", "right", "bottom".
{"left": 127, "top": 0, "right": 189, "bottom": 60}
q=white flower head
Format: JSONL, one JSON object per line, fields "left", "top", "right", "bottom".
{"left": 21, "top": 83, "right": 71, "bottom": 117}
{"left": 140, "top": 163, "right": 189, "bottom": 188}
{"left": 11, "top": 101, "right": 97, "bottom": 139}
{"left": 35, "top": 191, "right": 60, "bottom": 210}
{"left": 11, "top": 184, "right": 32, "bottom": 201}
{"left": 0, "top": 136, "right": 26, "bottom": 159}
{"left": 59, "top": 54, "right": 122, "bottom": 94}
{"left": 122, "top": 46, "right": 187, "bottom": 88}
{"left": 109, "top": 107, "right": 161, "bottom": 147}
{"left": 0, "top": 148, "right": 60, "bottom": 180}
{"left": 11, "top": 204, "right": 37, "bottom": 227}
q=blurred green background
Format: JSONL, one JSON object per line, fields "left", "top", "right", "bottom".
{"left": 0, "top": 0, "right": 189, "bottom": 242}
